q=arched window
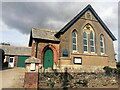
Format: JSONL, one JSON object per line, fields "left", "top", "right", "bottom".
{"left": 100, "top": 35, "right": 104, "bottom": 54}
{"left": 72, "top": 30, "right": 77, "bottom": 52}
{"left": 90, "top": 31, "right": 94, "bottom": 52}
{"left": 62, "top": 49, "right": 69, "bottom": 57}
{"left": 83, "top": 31, "right": 88, "bottom": 52}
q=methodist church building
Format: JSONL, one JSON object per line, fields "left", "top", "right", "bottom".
{"left": 29, "top": 4, "right": 117, "bottom": 71}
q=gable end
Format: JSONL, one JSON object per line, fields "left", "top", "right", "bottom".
{"left": 55, "top": 4, "right": 116, "bottom": 41}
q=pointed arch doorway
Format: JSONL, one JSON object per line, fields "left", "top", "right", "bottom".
{"left": 39, "top": 44, "right": 59, "bottom": 69}
{"left": 44, "top": 48, "right": 54, "bottom": 69}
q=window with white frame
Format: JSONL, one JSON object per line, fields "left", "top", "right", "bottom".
{"left": 90, "top": 31, "right": 95, "bottom": 53}
{"left": 100, "top": 35, "right": 104, "bottom": 54}
{"left": 83, "top": 31, "right": 88, "bottom": 52}
{"left": 72, "top": 30, "right": 77, "bottom": 52}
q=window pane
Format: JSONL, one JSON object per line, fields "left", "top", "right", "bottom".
{"left": 100, "top": 36, "right": 102, "bottom": 41}
{"left": 90, "top": 32, "right": 93, "bottom": 39}
{"left": 90, "top": 41, "right": 94, "bottom": 46}
{"left": 91, "top": 47, "right": 94, "bottom": 52}
{"left": 84, "top": 46, "right": 87, "bottom": 51}
{"left": 73, "top": 38, "right": 76, "bottom": 43}
{"left": 100, "top": 42, "right": 103, "bottom": 46}
{"left": 72, "top": 31, "right": 76, "bottom": 37}
{"left": 101, "top": 48, "right": 104, "bottom": 53}
{"left": 10, "top": 58, "right": 13, "bottom": 62}
{"left": 73, "top": 45, "right": 76, "bottom": 50}
{"left": 83, "top": 31, "right": 87, "bottom": 38}
{"left": 84, "top": 39, "right": 87, "bottom": 45}
{"left": 62, "top": 49, "right": 69, "bottom": 57}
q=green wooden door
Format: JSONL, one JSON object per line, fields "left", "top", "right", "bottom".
{"left": 17, "top": 56, "right": 29, "bottom": 67}
{"left": 44, "top": 48, "right": 54, "bottom": 69}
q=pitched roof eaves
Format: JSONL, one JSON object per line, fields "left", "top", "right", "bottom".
{"left": 33, "top": 37, "right": 60, "bottom": 42}
{"left": 55, "top": 4, "right": 90, "bottom": 35}
{"left": 32, "top": 27, "right": 57, "bottom": 33}
{"left": 89, "top": 5, "right": 117, "bottom": 41}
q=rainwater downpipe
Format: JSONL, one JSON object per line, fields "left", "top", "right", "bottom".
{"left": 35, "top": 40, "right": 38, "bottom": 58}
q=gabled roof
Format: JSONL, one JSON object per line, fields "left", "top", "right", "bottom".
{"left": 31, "top": 27, "right": 59, "bottom": 41}
{"left": 0, "top": 45, "right": 31, "bottom": 56}
{"left": 29, "top": 28, "right": 60, "bottom": 46}
{"left": 55, "top": 4, "right": 117, "bottom": 41}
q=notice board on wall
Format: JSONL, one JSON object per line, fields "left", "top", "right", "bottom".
{"left": 74, "top": 57, "right": 82, "bottom": 64}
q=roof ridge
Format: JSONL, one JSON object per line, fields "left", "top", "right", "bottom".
{"left": 32, "top": 27, "right": 57, "bottom": 33}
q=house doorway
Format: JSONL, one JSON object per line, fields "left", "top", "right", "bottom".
{"left": 8, "top": 57, "right": 14, "bottom": 67}
{"left": 43, "top": 48, "right": 54, "bottom": 69}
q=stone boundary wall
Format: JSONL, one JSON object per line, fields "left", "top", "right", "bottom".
{"left": 38, "top": 72, "right": 118, "bottom": 88}
{"left": 39, "top": 65, "right": 105, "bottom": 73}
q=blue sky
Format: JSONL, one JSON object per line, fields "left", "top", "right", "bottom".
{"left": 1, "top": 0, "right": 119, "bottom": 61}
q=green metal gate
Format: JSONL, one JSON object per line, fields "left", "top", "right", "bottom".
{"left": 17, "top": 56, "right": 29, "bottom": 67}
{"left": 44, "top": 48, "right": 54, "bottom": 69}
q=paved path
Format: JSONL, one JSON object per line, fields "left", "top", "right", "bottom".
{"left": 0, "top": 67, "right": 25, "bottom": 89}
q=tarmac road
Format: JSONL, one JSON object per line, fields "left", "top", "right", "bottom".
{"left": 1, "top": 67, "right": 25, "bottom": 89}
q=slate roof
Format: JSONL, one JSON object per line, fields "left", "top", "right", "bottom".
{"left": 0, "top": 45, "right": 31, "bottom": 56}
{"left": 31, "top": 28, "right": 59, "bottom": 41}
{"left": 55, "top": 4, "right": 117, "bottom": 41}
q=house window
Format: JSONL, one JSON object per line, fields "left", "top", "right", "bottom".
{"left": 72, "top": 30, "right": 77, "bottom": 52}
{"left": 9, "top": 58, "right": 13, "bottom": 62}
{"left": 100, "top": 35, "right": 104, "bottom": 54}
{"left": 8, "top": 57, "right": 14, "bottom": 67}
{"left": 83, "top": 31, "right": 88, "bottom": 52}
{"left": 90, "top": 31, "right": 95, "bottom": 53}
{"left": 62, "top": 49, "right": 69, "bottom": 57}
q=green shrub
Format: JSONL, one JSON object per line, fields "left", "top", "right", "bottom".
{"left": 53, "top": 71, "right": 59, "bottom": 76}
{"left": 103, "top": 66, "right": 113, "bottom": 75}
{"left": 50, "top": 82, "right": 55, "bottom": 88}
{"left": 78, "top": 73, "right": 81, "bottom": 75}
{"left": 46, "top": 82, "right": 55, "bottom": 88}
{"left": 118, "top": 68, "right": 120, "bottom": 74}
{"left": 103, "top": 66, "right": 120, "bottom": 75}
{"left": 83, "top": 79, "right": 88, "bottom": 87}
{"left": 46, "top": 72, "right": 50, "bottom": 75}
{"left": 112, "top": 68, "right": 118, "bottom": 74}
{"left": 116, "top": 62, "right": 120, "bottom": 68}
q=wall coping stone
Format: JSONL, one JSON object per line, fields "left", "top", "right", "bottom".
{"left": 25, "top": 57, "right": 41, "bottom": 64}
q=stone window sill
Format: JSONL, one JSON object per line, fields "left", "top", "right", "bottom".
{"left": 71, "top": 52, "right": 108, "bottom": 57}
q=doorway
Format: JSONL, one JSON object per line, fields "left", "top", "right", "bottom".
{"left": 43, "top": 48, "right": 54, "bottom": 69}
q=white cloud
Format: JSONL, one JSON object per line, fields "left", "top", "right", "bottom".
{"left": 0, "top": 21, "right": 10, "bottom": 31}
{"left": 100, "top": 7, "right": 116, "bottom": 20}
{"left": 46, "top": 19, "right": 65, "bottom": 30}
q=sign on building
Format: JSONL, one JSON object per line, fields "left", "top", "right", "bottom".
{"left": 74, "top": 57, "right": 82, "bottom": 64}
{"left": 30, "top": 63, "right": 35, "bottom": 71}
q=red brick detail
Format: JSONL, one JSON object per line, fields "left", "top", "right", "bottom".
{"left": 31, "top": 40, "right": 35, "bottom": 57}
{"left": 24, "top": 72, "right": 38, "bottom": 88}
{"left": 26, "top": 64, "right": 30, "bottom": 66}
{"left": 6, "top": 56, "right": 9, "bottom": 63}
{"left": 35, "top": 64, "right": 39, "bottom": 66}
{"left": 39, "top": 44, "right": 59, "bottom": 65}
{"left": 14, "top": 56, "right": 18, "bottom": 67}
